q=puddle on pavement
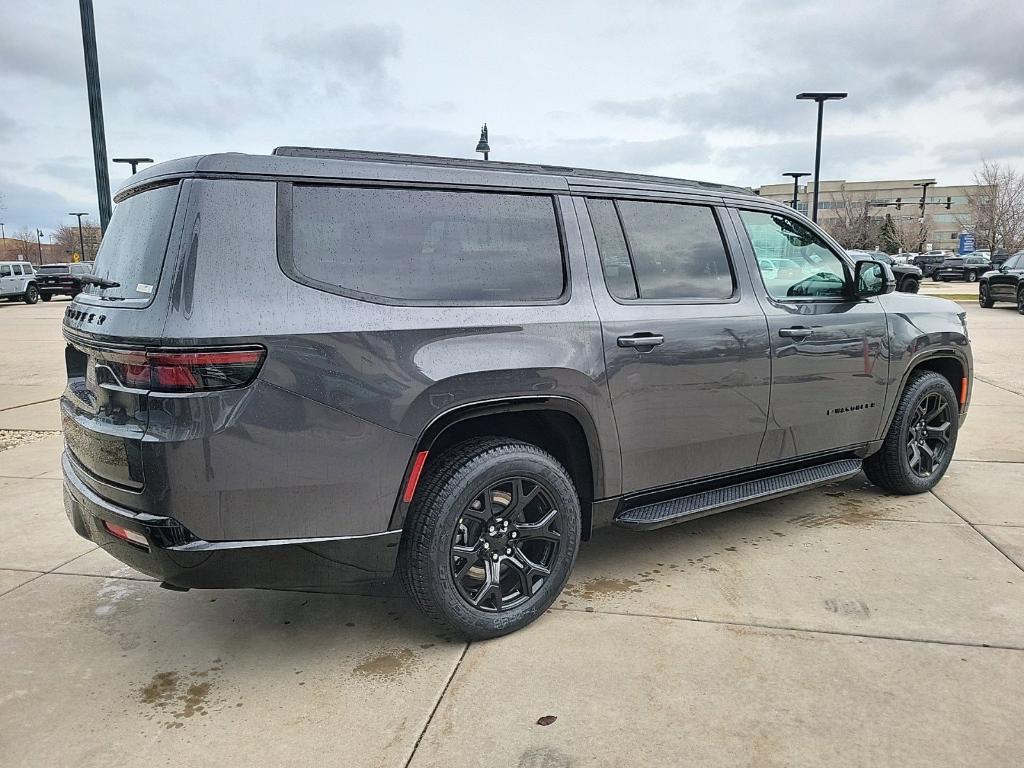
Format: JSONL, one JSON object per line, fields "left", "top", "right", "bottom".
{"left": 139, "top": 663, "right": 224, "bottom": 727}
{"left": 564, "top": 577, "right": 641, "bottom": 600}
{"left": 352, "top": 648, "right": 416, "bottom": 680}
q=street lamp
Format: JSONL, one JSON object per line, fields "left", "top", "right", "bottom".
{"left": 0, "top": 222, "right": 5, "bottom": 259}
{"left": 78, "top": 0, "right": 112, "bottom": 233}
{"left": 475, "top": 124, "right": 490, "bottom": 161}
{"left": 796, "top": 92, "right": 848, "bottom": 223}
{"left": 35, "top": 229, "right": 44, "bottom": 265}
{"left": 783, "top": 172, "right": 812, "bottom": 211}
{"left": 113, "top": 157, "right": 153, "bottom": 175}
{"left": 69, "top": 212, "right": 89, "bottom": 261}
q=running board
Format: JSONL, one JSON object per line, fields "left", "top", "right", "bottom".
{"left": 614, "top": 458, "right": 863, "bottom": 530}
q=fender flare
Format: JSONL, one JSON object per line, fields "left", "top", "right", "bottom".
{"left": 387, "top": 395, "right": 606, "bottom": 530}
{"left": 880, "top": 347, "right": 969, "bottom": 439}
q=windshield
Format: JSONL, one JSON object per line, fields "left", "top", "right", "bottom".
{"left": 37, "top": 265, "right": 70, "bottom": 274}
{"left": 84, "top": 183, "right": 181, "bottom": 301}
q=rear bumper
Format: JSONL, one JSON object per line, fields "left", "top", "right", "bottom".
{"left": 62, "top": 452, "right": 400, "bottom": 590}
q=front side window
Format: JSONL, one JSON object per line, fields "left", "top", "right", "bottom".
{"left": 0, "top": 266, "right": 11, "bottom": 277}
{"left": 596, "top": 199, "right": 734, "bottom": 301}
{"left": 288, "top": 186, "right": 565, "bottom": 304}
{"left": 740, "top": 210, "right": 849, "bottom": 299}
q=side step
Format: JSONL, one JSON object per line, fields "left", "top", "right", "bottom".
{"left": 614, "top": 458, "right": 863, "bottom": 530}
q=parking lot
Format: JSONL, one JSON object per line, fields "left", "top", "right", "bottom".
{"left": 1, "top": 297, "right": 1022, "bottom": 767}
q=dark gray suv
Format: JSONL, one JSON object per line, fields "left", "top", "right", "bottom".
{"left": 61, "top": 148, "right": 972, "bottom": 638}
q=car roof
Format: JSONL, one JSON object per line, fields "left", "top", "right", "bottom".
{"left": 116, "top": 148, "right": 760, "bottom": 206}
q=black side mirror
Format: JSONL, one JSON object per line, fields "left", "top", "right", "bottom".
{"left": 854, "top": 260, "right": 895, "bottom": 298}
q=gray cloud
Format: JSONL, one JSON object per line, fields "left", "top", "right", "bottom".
{"left": 269, "top": 23, "right": 402, "bottom": 79}
{"left": 722, "top": 134, "right": 919, "bottom": 183}
{"left": 0, "top": 112, "right": 16, "bottom": 143}
{"left": 935, "top": 136, "right": 1024, "bottom": 166}
{"left": 0, "top": 179, "right": 91, "bottom": 235}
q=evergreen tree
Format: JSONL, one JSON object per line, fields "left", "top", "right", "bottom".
{"left": 879, "top": 213, "right": 901, "bottom": 253}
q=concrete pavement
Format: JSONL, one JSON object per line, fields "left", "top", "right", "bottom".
{"left": 1, "top": 298, "right": 1022, "bottom": 767}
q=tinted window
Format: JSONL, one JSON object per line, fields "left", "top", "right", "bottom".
{"left": 1004, "top": 255, "right": 1021, "bottom": 269}
{"left": 740, "top": 210, "right": 849, "bottom": 299}
{"left": 587, "top": 198, "right": 637, "bottom": 300}
{"left": 12, "top": 265, "right": 23, "bottom": 276}
{"left": 37, "top": 265, "right": 69, "bottom": 275}
{"left": 290, "top": 186, "right": 564, "bottom": 303}
{"left": 615, "top": 200, "right": 734, "bottom": 300}
{"left": 0, "top": 266, "right": 10, "bottom": 277}
{"left": 86, "top": 183, "right": 181, "bottom": 301}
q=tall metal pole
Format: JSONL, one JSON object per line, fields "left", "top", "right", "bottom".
{"left": 0, "top": 223, "right": 5, "bottom": 259}
{"left": 35, "top": 229, "right": 44, "bottom": 265}
{"left": 811, "top": 101, "right": 823, "bottom": 222}
{"left": 783, "top": 172, "right": 811, "bottom": 211}
{"left": 70, "top": 213, "right": 89, "bottom": 260}
{"left": 79, "top": 0, "right": 112, "bottom": 232}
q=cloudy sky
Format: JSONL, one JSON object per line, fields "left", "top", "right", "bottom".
{"left": 2, "top": 0, "right": 1023, "bottom": 235}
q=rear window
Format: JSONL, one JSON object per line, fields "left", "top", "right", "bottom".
{"left": 37, "top": 265, "right": 69, "bottom": 275}
{"left": 286, "top": 186, "right": 565, "bottom": 304}
{"left": 85, "top": 183, "right": 181, "bottom": 301}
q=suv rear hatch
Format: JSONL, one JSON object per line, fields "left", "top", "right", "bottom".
{"left": 62, "top": 182, "right": 184, "bottom": 490}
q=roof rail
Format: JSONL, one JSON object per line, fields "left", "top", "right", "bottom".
{"left": 272, "top": 146, "right": 752, "bottom": 195}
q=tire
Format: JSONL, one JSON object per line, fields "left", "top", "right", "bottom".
{"left": 399, "top": 437, "right": 581, "bottom": 639}
{"left": 979, "top": 284, "right": 995, "bottom": 308}
{"left": 864, "top": 371, "right": 959, "bottom": 494}
{"left": 900, "top": 277, "right": 920, "bottom": 294}
{"left": 1017, "top": 287, "right": 1024, "bottom": 315}
{"left": 967, "top": 270, "right": 978, "bottom": 282}
{"left": 39, "top": 293, "right": 52, "bottom": 302}
{"left": 23, "top": 284, "right": 38, "bottom": 304}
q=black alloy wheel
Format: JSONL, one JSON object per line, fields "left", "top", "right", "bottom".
{"left": 1017, "top": 287, "right": 1024, "bottom": 315}
{"left": 450, "top": 477, "right": 562, "bottom": 612}
{"left": 967, "top": 270, "right": 978, "bottom": 282}
{"left": 905, "top": 392, "right": 954, "bottom": 479}
{"left": 23, "top": 284, "right": 38, "bottom": 304}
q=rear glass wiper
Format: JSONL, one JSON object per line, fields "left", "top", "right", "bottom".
{"left": 79, "top": 275, "right": 121, "bottom": 289}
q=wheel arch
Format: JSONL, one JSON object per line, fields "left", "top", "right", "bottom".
{"left": 389, "top": 396, "right": 605, "bottom": 538}
{"left": 880, "top": 350, "right": 968, "bottom": 439}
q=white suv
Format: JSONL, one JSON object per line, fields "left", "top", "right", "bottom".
{"left": 0, "top": 261, "right": 39, "bottom": 304}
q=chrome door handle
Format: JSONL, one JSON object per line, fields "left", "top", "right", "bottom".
{"left": 779, "top": 327, "right": 814, "bottom": 339}
{"left": 617, "top": 334, "right": 665, "bottom": 348}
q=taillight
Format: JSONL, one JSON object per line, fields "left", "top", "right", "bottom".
{"left": 99, "top": 347, "right": 265, "bottom": 392}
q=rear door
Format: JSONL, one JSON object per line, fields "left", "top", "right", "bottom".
{"left": 0, "top": 264, "right": 13, "bottom": 296}
{"left": 575, "top": 195, "right": 771, "bottom": 493}
{"left": 730, "top": 207, "right": 889, "bottom": 462}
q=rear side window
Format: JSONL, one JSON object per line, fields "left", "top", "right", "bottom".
{"left": 586, "top": 198, "right": 637, "bottom": 300}
{"left": 590, "top": 198, "right": 734, "bottom": 301}
{"left": 86, "top": 183, "right": 181, "bottom": 301}
{"left": 287, "top": 186, "right": 565, "bottom": 304}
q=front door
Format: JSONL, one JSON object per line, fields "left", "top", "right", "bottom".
{"left": 0, "top": 264, "right": 15, "bottom": 297}
{"left": 575, "top": 196, "right": 771, "bottom": 494}
{"left": 730, "top": 208, "right": 890, "bottom": 462}
{"left": 990, "top": 254, "right": 1023, "bottom": 300}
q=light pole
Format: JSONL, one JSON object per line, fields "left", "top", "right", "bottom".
{"left": 113, "top": 157, "right": 153, "bottom": 175}
{"left": 783, "top": 172, "right": 811, "bottom": 211}
{"left": 796, "top": 92, "right": 847, "bottom": 223}
{"left": 0, "top": 222, "right": 5, "bottom": 259}
{"left": 35, "top": 229, "right": 44, "bottom": 265}
{"left": 69, "top": 212, "right": 89, "bottom": 261}
{"left": 78, "top": 0, "right": 112, "bottom": 233}
{"left": 475, "top": 124, "right": 490, "bottom": 161}
{"left": 913, "top": 180, "right": 936, "bottom": 251}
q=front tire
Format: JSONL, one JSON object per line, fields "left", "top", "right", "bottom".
{"left": 979, "top": 284, "right": 995, "bottom": 308}
{"left": 23, "top": 284, "right": 38, "bottom": 304}
{"left": 1017, "top": 287, "right": 1024, "bottom": 315}
{"left": 399, "top": 437, "right": 581, "bottom": 639}
{"left": 967, "top": 270, "right": 978, "bottom": 282}
{"left": 900, "top": 277, "right": 920, "bottom": 294}
{"left": 39, "top": 293, "right": 52, "bottom": 302}
{"left": 864, "top": 371, "right": 958, "bottom": 494}
{"left": 931, "top": 273, "right": 940, "bottom": 282}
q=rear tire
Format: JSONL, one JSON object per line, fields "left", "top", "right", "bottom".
{"left": 39, "top": 293, "right": 52, "bottom": 302}
{"left": 399, "top": 437, "right": 581, "bottom": 639}
{"left": 979, "top": 284, "right": 995, "bottom": 308}
{"left": 1017, "top": 287, "right": 1024, "bottom": 315}
{"left": 23, "top": 285, "right": 38, "bottom": 304}
{"left": 864, "top": 371, "right": 958, "bottom": 494}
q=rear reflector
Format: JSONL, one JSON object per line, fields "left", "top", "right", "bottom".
{"left": 402, "top": 451, "right": 430, "bottom": 504}
{"left": 97, "top": 347, "right": 265, "bottom": 392}
{"left": 103, "top": 520, "right": 149, "bottom": 548}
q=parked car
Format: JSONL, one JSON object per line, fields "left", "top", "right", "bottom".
{"left": 936, "top": 253, "right": 992, "bottom": 282}
{"left": 0, "top": 261, "right": 39, "bottom": 303}
{"left": 979, "top": 252, "right": 1024, "bottom": 313}
{"left": 60, "top": 149, "right": 973, "bottom": 638}
{"left": 991, "top": 250, "right": 1013, "bottom": 269}
{"left": 757, "top": 257, "right": 802, "bottom": 280}
{"left": 847, "top": 249, "right": 922, "bottom": 293}
{"left": 34, "top": 262, "right": 95, "bottom": 300}
{"left": 914, "top": 250, "right": 953, "bottom": 279}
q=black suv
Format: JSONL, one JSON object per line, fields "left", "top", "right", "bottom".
{"left": 60, "top": 149, "right": 972, "bottom": 638}
{"left": 914, "top": 250, "right": 952, "bottom": 278}
{"left": 847, "top": 249, "right": 922, "bottom": 293}
{"left": 35, "top": 262, "right": 94, "bottom": 300}
{"left": 937, "top": 253, "right": 992, "bottom": 283}
{"left": 979, "top": 252, "right": 1024, "bottom": 313}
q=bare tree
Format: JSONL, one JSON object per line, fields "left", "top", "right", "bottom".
{"left": 818, "top": 188, "right": 882, "bottom": 249}
{"left": 960, "top": 161, "right": 1024, "bottom": 254}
